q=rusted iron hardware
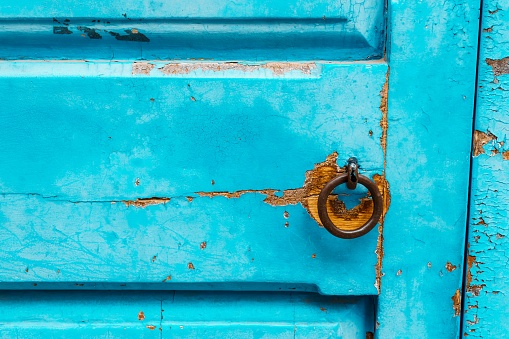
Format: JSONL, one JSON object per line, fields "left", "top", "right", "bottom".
{"left": 317, "top": 158, "right": 383, "bottom": 239}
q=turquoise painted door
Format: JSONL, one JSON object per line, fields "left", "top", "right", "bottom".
{"left": 0, "top": 1, "right": 480, "bottom": 338}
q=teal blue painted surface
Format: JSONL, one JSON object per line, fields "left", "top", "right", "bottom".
{"left": 0, "top": 63, "right": 386, "bottom": 297}
{"left": 0, "top": 0, "right": 484, "bottom": 337}
{"left": 0, "top": 0, "right": 384, "bottom": 61}
{"left": 0, "top": 291, "right": 374, "bottom": 338}
{"left": 463, "top": 1, "right": 509, "bottom": 337}
{"left": 377, "top": 1, "right": 480, "bottom": 338}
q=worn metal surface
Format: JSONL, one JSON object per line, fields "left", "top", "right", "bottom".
{"left": 377, "top": 1, "right": 480, "bottom": 337}
{"left": 463, "top": 1, "right": 509, "bottom": 337}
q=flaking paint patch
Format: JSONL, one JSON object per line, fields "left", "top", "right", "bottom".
{"left": 197, "top": 152, "right": 390, "bottom": 232}
{"left": 452, "top": 289, "right": 461, "bottom": 317}
{"left": 486, "top": 57, "right": 509, "bottom": 76}
{"left": 375, "top": 68, "right": 390, "bottom": 294}
{"left": 446, "top": 262, "right": 457, "bottom": 272}
{"left": 158, "top": 62, "right": 316, "bottom": 76}
{"left": 473, "top": 130, "right": 497, "bottom": 156}
{"left": 466, "top": 254, "right": 476, "bottom": 291}
{"left": 132, "top": 62, "right": 155, "bottom": 75}
{"left": 123, "top": 197, "right": 170, "bottom": 208}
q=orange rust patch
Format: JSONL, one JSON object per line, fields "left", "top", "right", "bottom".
{"left": 146, "top": 325, "right": 156, "bottom": 330}
{"left": 200, "top": 241, "right": 207, "bottom": 250}
{"left": 132, "top": 62, "right": 155, "bottom": 75}
{"left": 311, "top": 254, "right": 316, "bottom": 259}
{"left": 158, "top": 62, "right": 316, "bottom": 76}
{"left": 162, "top": 275, "right": 171, "bottom": 282}
{"left": 123, "top": 197, "right": 170, "bottom": 208}
{"left": 375, "top": 69, "right": 390, "bottom": 295}
{"left": 486, "top": 57, "right": 509, "bottom": 76}
{"left": 452, "top": 289, "right": 461, "bottom": 317}
{"left": 138, "top": 311, "right": 145, "bottom": 321}
{"left": 188, "top": 262, "right": 195, "bottom": 270}
{"left": 446, "top": 262, "right": 457, "bottom": 272}
{"left": 473, "top": 130, "right": 497, "bottom": 156}
{"left": 502, "top": 151, "right": 509, "bottom": 160}
{"left": 198, "top": 189, "right": 277, "bottom": 199}
{"left": 466, "top": 255, "right": 476, "bottom": 289}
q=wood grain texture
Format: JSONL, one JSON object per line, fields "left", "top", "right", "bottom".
{"left": 377, "top": 1, "right": 480, "bottom": 337}
{"left": 463, "top": 1, "right": 509, "bottom": 337}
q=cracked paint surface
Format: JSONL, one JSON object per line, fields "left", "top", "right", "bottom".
{"left": 377, "top": 1, "right": 479, "bottom": 337}
{"left": 0, "top": 61, "right": 387, "bottom": 297}
{"left": 463, "top": 1, "right": 509, "bottom": 337}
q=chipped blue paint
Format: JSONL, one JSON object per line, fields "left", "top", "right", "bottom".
{"left": 463, "top": 1, "right": 509, "bottom": 337}
{"left": 0, "top": 0, "right": 385, "bottom": 61}
{"left": 377, "top": 1, "right": 480, "bottom": 338}
{"left": 0, "top": 0, "right": 484, "bottom": 337}
{"left": 0, "top": 291, "right": 374, "bottom": 338}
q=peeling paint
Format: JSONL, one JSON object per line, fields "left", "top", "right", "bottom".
{"left": 53, "top": 26, "right": 72, "bottom": 35}
{"left": 452, "top": 289, "right": 461, "bottom": 317}
{"left": 196, "top": 153, "right": 390, "bottom": 233}
{"left": 158, "top": 62, "right": 316, "bottom": 76}
{"left": 473, "top": 130, "right": 497, "bottom": 156}
{"left": 122, "top": 197, "right": 170, "bottom": 208}
{"left": 109, "top": 29, "right": 150, "bottom": 42}
{"left": 77, "top": 26, "right": 102, "bottom": 39}
{"left": 375, "top": 69, "right": 390, "bottom": 295}
{"left": 466, "top": 254, "right": 476, "bottom": 289}
{"left": 445, "top": 262, "right": 457, "bottom": 272}
{"left": 132, "top": 62, "right": 155, "bottom": 75}
{"left": 486, "top": 57, "right": 509, "bottom": 76}
{"left": 138, "top": 311, "right": 145, "bottom": 321}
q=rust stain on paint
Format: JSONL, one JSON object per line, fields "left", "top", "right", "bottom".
{"left": 138, "top": 311, "right": 145, "bottom": 321}
{"left": 486, "top": 57, "right": 509, "bottom": 76}
{"left": 502, "top": 151, "right": 509, "bottom": 160}
{"left": 452, "top": 289, "right": 461, "bottom": 317}
{"left": 376, "top": 68, "right": 390, "bottom": 294}
{"left": 158, "top": 62, "right": 316, "bottom": 76}
{"left": 132, "top": 62, "right": 155, "bottom": 75}
{"left": 123, "top": 197, "right": 170, "bottom": 208}
{"left": 446, "top": 262, "right": 457, "bottom": 272}
{"left": 473, "top": 130, "right": 497, "bottom": 156}
{"left": 197, "top": 153, "right": 390, "bottom": 233}
{"left": 466, "top": 255, "right": 475, "bottom": 287}
{"left": 146, "top": 325, "right": 156, "bottom": 330}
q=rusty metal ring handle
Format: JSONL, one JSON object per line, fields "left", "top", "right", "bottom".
{"left": 317, "top": 173, "right": 383, "bottom": 239}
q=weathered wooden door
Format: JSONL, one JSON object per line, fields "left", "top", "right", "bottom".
{"left": 0, "top": 1, "right": 480, "bottom": 337}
